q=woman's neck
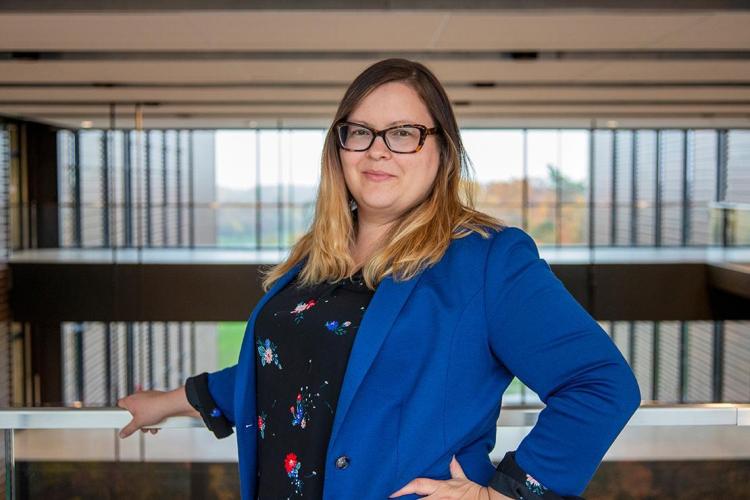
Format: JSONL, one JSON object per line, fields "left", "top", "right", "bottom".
{"left": 351, "top": 216, "right": 395, "bottom": 269}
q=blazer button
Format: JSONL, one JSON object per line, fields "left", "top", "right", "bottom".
{"left": 335, "top": 455, "right": 350, "bottom": 469}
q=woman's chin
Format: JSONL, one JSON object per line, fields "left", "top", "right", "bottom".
{"left": 356, "top": 199, "right": 402, "bottom": 216}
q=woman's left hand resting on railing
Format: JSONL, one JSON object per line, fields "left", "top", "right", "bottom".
{"left": 116, "top": 385, "right": 200, "bottom": 438}
{"left": 389, "top": 455, "right": 513, "bottom": 500}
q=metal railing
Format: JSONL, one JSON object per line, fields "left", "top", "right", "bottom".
{"left": 1, "top": 403, "right": 750, "bottom": 499}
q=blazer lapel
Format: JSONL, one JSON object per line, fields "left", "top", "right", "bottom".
{"left": 325, "top": 269, "right": 423, "bottom": 451}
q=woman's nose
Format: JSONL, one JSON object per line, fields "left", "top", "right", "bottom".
{"left": 367, "top": 134, "right": 391, "bottom": 158}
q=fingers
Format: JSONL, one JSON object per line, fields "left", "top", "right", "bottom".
{"left": 119, "top": 419, "right": 139, "bottom": 439}
{"left": 117, "top": 397, "right": 161, "bottom": 438}
{"left": 118, "top": 397, "right": 135, "bottom": 438}
{"left": 120, "top": 423, "right": 159, "bottom": 438}
{"left": 388, "top": 478, "right": 439, "bottom": 497}
{"left": 450, "top": 455, "right": 467, "bottom": 480}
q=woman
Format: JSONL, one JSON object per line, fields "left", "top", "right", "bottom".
{"left": 117, "top": 58, "right": 641, "bottom": 500}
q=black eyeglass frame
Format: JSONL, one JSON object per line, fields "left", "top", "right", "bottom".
{"left": 334, "top": 121, "right": 439, "bottom": 154}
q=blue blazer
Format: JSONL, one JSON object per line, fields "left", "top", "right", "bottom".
{"left": 205, "top": 226, "right": 641, "bottom": 499}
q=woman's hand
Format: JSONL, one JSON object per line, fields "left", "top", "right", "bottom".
{"left": 117, "top": 385, "right": 201, "bottom": 438}
{"left": 389, "top": 455, "right": 514, "bottom": 499}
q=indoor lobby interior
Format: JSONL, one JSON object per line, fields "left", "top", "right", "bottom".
{"left": 0, "top": 1, "right": 749, "bottom": 499}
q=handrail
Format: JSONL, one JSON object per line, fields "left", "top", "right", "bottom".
{"left": 499, "top": 403, "right": 750, "bottom": 427}
{"left": 2, "top": 404, "right": 748, "bottom": 500}
{"left": 1, "top": 403, "right": 748, "bottom": 430}
{"left": 709, "top": 201, "right": 750, "bottom": 211}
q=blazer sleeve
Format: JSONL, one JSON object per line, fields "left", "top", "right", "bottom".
{"left": 184, "top": 363, "right": 238, "bottom": 439}
{"left": 483, "top": 227, "right": 641, "bottom": 497}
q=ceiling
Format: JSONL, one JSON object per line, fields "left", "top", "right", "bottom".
{"left": 1, "top": 5, "right": 749, "bottom": 129}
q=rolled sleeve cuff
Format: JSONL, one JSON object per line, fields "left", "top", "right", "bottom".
{"left": 488, "top": 451, "right": 585, "bottom": 500}
{"left": 185, "top": 372, "right": 234, "bottom": 439}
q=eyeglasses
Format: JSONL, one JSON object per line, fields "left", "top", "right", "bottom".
{"left": 334, "top": 121, "right": 439, "bottom": 154}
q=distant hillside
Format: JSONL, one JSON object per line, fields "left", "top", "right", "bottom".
{"left": 216, "top": 184, "right": 319, "bottom": 203}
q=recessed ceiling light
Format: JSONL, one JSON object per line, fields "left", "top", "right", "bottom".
{"left": 606, "top": 120, "right": 618, "bottom": 128}
{"left": 81, "top": 120, "right": 93, "bottom": 129}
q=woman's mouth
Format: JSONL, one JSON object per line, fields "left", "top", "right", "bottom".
{"left": 363, "top": 171, "right": 394, "bottom": 182}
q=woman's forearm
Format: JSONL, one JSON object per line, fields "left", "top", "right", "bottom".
{"left": 167, "top": 385, "right": 201, "bottom": 418}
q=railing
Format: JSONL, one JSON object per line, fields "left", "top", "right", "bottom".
{"left": 2, "top": 404, "right": 750, "bottom": 499}
{"left": 2, "top": 404, "right": 748, "bottom": 430}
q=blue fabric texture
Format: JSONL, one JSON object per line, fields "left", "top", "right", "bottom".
{"left": 202, "top": 226, "right": 641, "bottom": 499}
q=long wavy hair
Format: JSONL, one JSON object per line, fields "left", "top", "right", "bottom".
{"left": 260, "top": 58, "right": 505, "bottom": 292}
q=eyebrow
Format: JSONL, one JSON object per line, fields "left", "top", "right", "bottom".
{"left": 349, "top": 119, "right": 413, "bottom": 128}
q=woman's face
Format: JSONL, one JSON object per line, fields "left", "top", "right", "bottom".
{"left": 340, "top": 81, "right": 440, "bottom": 226}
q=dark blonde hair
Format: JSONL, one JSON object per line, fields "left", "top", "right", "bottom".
{"left": 260, "top": 58, "right": 505, "bottom": 292}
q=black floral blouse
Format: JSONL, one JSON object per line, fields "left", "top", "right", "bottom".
{"left": 185, "top": 268, "right": 583, "bottom": 500}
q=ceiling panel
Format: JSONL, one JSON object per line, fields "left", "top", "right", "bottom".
{"left": 2, "top": 59, "right": 749, "bottom": 83}
{"left": 2, "top": 11, "right": 749, "bottom": 51}
{"left": 9, "top": 112, "right": 750, "bottom": 131}
{"left": 0, "top": 12, "right": 445, "bottom": 51}
{"left": 2, "top": 86, "right": 750, "bottom": 103}
{"left": 3, "top": 102, "right": 747, "bottom": 120}
{"left": 436, "top": 13, "right": 714, "bottom": 50}
{"left": 634, "top": 12, "right": 750, "bottom": 49}
{"left": 582, "top": 61, "right": 750, "bottom": 80}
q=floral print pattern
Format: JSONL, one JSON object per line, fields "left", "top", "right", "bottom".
{"left": 284, "top": 452, "right": 318, "bottom": 495}
{"left": 290, "top": 298, "right": 317, "bottom": 324}
{"left": 290, "top": 390, "right": 308, "bottom": 428}
{"left": 324, "top": 319, "right": 353, "bottom": 336}
{"left": 288, "top": 381, "right": 330, "bottom": 429}
{"left": 525, "top": 473, "right": 548, "bottom": 496}
{"left": 258, "top": 411, "right": 267, "bottom": 439}
{"left": 257, "top": 338, "right": 283, "bottom": 369}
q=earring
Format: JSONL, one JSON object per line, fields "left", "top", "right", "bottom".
{"left": 349, "top": 198, "right": 358, "bottom": 211}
